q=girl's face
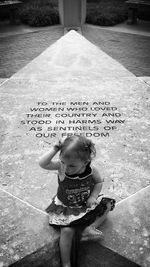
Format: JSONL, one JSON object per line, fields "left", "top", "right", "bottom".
{"left": 60, "top": 155, "right": 87, "bottom": 176}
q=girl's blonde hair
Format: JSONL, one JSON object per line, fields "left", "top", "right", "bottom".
{"left": 60, "top": 135, "right": 96, "bottom": 162}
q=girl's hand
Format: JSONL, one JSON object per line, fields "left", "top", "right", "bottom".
{"left": 86, "top": 196, "right": 98, "bottom": 208}
{"left": 54, "top": 140, "right": 63, "bottom": 151}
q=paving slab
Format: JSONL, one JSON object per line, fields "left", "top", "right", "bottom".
{"left": 0, "top": 188, "right": 59, "bottom": 267}
{"left": 0, "top": 30, "right": 150, "bottom": 266}
{"left": 100, "top": 186, "right": 150, "bottom": 267}
{"left": 0, "top": 30, "right": 149, "bottom": 208}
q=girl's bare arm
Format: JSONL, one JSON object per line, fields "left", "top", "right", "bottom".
{"left": 87, "top": 166, "right": 104, "bottom": 205}
{"left": 90, "top": 166, "right": 104, "bottom": 198}
{"left": 39, "top": 145, "right": 61, "bottom": 170}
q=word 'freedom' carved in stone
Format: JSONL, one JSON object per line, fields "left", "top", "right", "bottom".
{"left": 20, "top": 101, "right": 126, "bottom": 139}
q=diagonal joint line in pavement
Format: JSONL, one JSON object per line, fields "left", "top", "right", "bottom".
{"left": 116, "top": 185, "right": 150, "bottom": 205}
{"left": 0, "top": 78, "right": 9, "bottom": 86}
{"left": 0, "top": 186, "right": 48, "bottom": 216}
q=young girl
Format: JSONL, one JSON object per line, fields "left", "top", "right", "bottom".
{"left": 39, "top": 135, "right": 115, "bottom": 267}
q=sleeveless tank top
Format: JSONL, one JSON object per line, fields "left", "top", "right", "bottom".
{"left": 57, "top": 164, "right": 95, "bottom": 208}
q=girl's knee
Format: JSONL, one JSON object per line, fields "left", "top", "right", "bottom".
{"left": 106, "top": 202, "right": 111, "bottom": 212}
{"left": 61, "top": 227, "right": 75, "bottom": 238}
{"left": 106, "top": 199, "right": 115, "bottom": 212}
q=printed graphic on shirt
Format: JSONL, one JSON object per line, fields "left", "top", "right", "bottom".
{"left": 66, "top": 186, "right": 91, "bottom": 206}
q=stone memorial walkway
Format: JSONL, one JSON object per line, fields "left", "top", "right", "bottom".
{"left": 0, "top": 24, "right": 150, "bottom": 267}
{"left": 0, "top": 21, "right": 150, "bottom": 78}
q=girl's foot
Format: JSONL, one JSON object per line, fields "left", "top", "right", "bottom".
{"left": 81, "top": 226, "right": 104, "bottom": 241}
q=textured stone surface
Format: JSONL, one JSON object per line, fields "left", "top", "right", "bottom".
{"left": 100, "top": 186, "right": 150, "bottom": 267}
{"left": 0, "top": 189, "right": 59, "bottom": 267}
{"left": 0, "top": 31, "right": 149, "bottom": 209}
{"left": 0, "top": 30, "right": 150, "bottom": 266}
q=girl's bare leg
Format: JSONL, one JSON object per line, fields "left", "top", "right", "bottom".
{"left": 90, "top": 206, "right": 110, "bottom": 228}
{"left": 82, "top": 202, "right": 112, "bottom": 238}
{"left": 59, "top": 227, "right": 75, "bottom": 267}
